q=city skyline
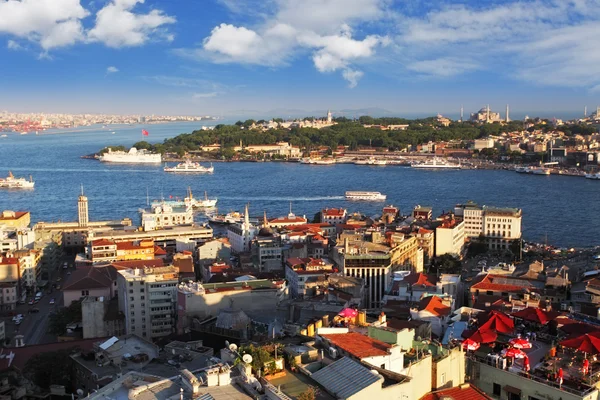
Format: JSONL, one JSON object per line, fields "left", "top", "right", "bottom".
{"left": 1, "top": 0, "right": 600, "bottom": 115}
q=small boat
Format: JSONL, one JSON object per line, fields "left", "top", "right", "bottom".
{"left": 515, "top": 166, "right": 527, "bottom": 173}
{"left": 111, "top": 131, "right": 116, "bottom": 134}
{"left": 164, "top": 159, "right": 214, "bottom": 173}
{"left": 150, "top": 188, "right": 217, "bottom": 209}
{"left": 0, "top": 172, "right": 35, "bottom": 189}
{"left": 20, "top": 132, "right": 28, "bottom": 135}
{"left": 0, "top": 134, "right": 7, "bottom": 138}
{"left": 345, "top": 191, "right": 387, "bottom": 201}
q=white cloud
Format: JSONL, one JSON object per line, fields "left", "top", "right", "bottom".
{"left": 180, "top": 0, "right": 389, "bottom": 86}
{"left": 0, "top": 0, "right": 88, "bottom": 50}
{"left": 88, "top": 0, "right": 176, "bottom": 48}
{"left": 406, "top": 58, "right": 480, "bottom": 77}
{"left": 106, "top": 66, "right": 119, "bottom": 74}
{"left": 342, "top": 68, "right": 364, "bottom": 88}
{"left": 7, "top": 40, "right": 23, "bottom": 51}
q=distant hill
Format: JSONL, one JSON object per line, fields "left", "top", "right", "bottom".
{"left": 227, "top": 107, "right": 397, "bottom": 120}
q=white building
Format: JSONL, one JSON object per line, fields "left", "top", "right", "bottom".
{"left": 483, "top": 206, "right": 522, "bottom": 251}
{"left": 227, "top": 205, "right": 257, "bottom": 253}
{"left": 117, "top": 266, "right": 179, "bottom": 339}
{"left": 321, "top": 208, "right": 347, "bottom": 224}
{"left": 141, "top": 203, "right": 193, "bottom": 231}
{"left": 473, "top": 138, "right": 495, "bottom": 150}
{"left": 454, "top": 202, "right": 484, "bottom": 238}
{"left": 435, "top": 218, "right": 465, "bottom": 257}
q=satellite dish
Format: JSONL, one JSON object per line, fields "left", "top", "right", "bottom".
{"left": 242, "top": 354, "right": 253, "bottom": 364}
{"left": 229, "top": 343, "right": 238, "bottom": 352}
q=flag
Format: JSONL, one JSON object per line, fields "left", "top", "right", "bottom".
{"left": 142, "top": 129, "right": 149, "bottom": 136}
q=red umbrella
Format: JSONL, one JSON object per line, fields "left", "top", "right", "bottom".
{"left": 462, "top": 339, "right": 480, "bottom": 351}
{"left": 467, "top": 328, "right": 498, "bottom": 344}
{"left": 502, "top": 347, "right": 527, "bottom": 359}
{"left": 509, "top": 337, "right": 533, "bottom": 349}
{"left": 338, "top": 308, "right": 358, "bottom": 318}
{"left": 560, "top": 333, "right": 600, "bottom": 355}
{"left": 512, "top": 307, "right": 560, "bottom": 325}
{"left": 478, "top": 311, "right": 514, "bottom": 334}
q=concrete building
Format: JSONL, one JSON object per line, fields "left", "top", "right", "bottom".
{"left": 473, "top": 138, "right": 495, "bottom": 150}
{"left": 321, "top": 208, "right": 348, "bottom": 224}
{"left": 483, "top": 206, "right": 522, "bottom": 251}
{"left": 285, "top": 257, "right": 335, "bottom": 298}
{"left": 454, "top": 202, "right": 484, "bottom": 238}
{"left": 141, "top": 203, "right": 194, "bottom": 231}
{"left": 0, "top": 256, "right": 19, "bottom": 295}
{"left": 176, "top": 279, "right": 288, "bottom": 334}
{"left": 413, "top": 205, "right": 432, "bottom": 220}
{"left": 0, "top": 211, "right": 30, "bottom": 230}
{"left": 197, "top": 238, "right": 231, "bottom": 270}
{"left": 435, "top": 217, "right": 465, "bottom": 257}
{"left": 228, "top": 205, "right": 258, "bottom": 254}
{"left": 255, "top": 236, "right": 283, "bottom": 272}
{"left": 12, "top": 249, "right": 41, "bottom": 289}
{"left": 87, "top": 239, "right": 156, "bottom": 263}
{"left": 82, "top": 296, "right": 125, "bottom": 339}
{"left": 62, "top": 265, "right": 118, "bottom": 305}
{"left": 0, "top": 283, "right": 17, "bottom": 311}
{"left": 117, "top": 266, "right": 179, "bottom": 339}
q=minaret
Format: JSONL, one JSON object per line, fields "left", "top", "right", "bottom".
{"left": 78, "top": 185, "right": 89, "bottom": 227}
{"left": 263, "top": 210, "right": 269, "bottom": 227}
{"left": 243, "top": 203, "right": 250, "bottom": 230}
{"left": 460, "top": 105, "right": 464, "bottom": 122}
{"left": 327, "top": 110, "right": 332, "bottom": 124}
{"left": 288, "top": 202, "right": 294, "bottom": 218}
{"left": 505, "top": 104, "right": 510, "bottom": 123}
{"left": 584, "top": 106, "right": 587, "bottom": 118}
{"left": 486, "top": 104, "right": 490, "bottom": 122}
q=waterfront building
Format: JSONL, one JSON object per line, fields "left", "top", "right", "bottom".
{"left": 117, "top": 265, "right": 180, "bottom": 339}
{"left": 87, "top": 239, "right": 156, "bottom": 263}
{"left": 87, "top": 224, "right": 213, "bottom": 252}
{"left": 141, "top": 203, "right": 193, "bottom": 231}
{"left": 483, "top": 206, "right": 522, "bottom": 251}
{"left": 285, "top": 257, "right": 335, "bottom": 298}
{"left": 454, "top": 201, "right": 484, "bottom": 238}
{"left": 435, "top": 216, "right": 466, "bottom": 257}
{"left": 227, "top": 204, "right": 257, "bottom": 253}
{"left": 175, "top": 279, "right": 288, "bottom": 334}
{"left": 473, "top": 137, "right": 495, "bottom": 150}
{"left": 0, "top": 211, "right": 30, "bottom": 230}
{"left": 320, "top": 208, "right": 348, "bottom": 224}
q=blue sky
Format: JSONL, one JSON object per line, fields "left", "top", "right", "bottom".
{"left": 1, "top": 0, "right": 600, "bottom": 118}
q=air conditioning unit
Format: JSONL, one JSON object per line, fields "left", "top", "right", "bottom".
{"left": 329, "top": 347, "right": 338, "bottom": 359}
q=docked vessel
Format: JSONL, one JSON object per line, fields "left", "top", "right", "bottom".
{"left": 411, "top": 158, "right": 460, "bottom": 169}
{"left": 0, "top": 172, "right": 34, "bottom": 189}
{"left": 345, "top": 191, "right": 387, "bottom": 201}
{"left": 527, "top": 167, "right": 551, "bottom": 175}
{"left": 355, "top": 158, "right": 387, "bottom": 166}
{"left": 300, "top": 158, "right": 336, "bottom": 165}
{"left": 151, "top": 188, "right": 217, "bottom": 209}
{"left": 207, "top": 211, "right": 247, "bottom": 225}
{"left": 99, "top": 147, "right": 162, "bottom": 164}
{"left": 585, "top": 173, "right": 600, "bottom": 180}
{"left": 515, "top": 166, "right": 528, "bottom": 173}
{"left": 164, "top": 160, "right": 214, "bottom": 173}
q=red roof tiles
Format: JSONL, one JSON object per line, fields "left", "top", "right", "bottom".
{"left": 405, "top": 273, "right": 437, "bottom": 287}
{"left": 420, "top": 385, "right": 492, "bottom": 400}
{"left": 320, "top": 332, "right": 392, "bottom": 358}
{"left": 419, "top": 296, "right": 451, "bottom": 317}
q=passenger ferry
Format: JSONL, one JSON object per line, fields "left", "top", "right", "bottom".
{"left": 164, "top": 160, "right": 214, "bottom": 173}
{"left": 99, "top": 147, "right": 162, "bottom": 164}
{"left": 151, "top": 188, "right": 217, "bottom": 209}
{"left": 585, "top": 172, "right": 600, "bottom": 180}
{"left": 345, "top": 191, "right": 387, "bottom": 201}
{"left": 0, "top": 172, "right": 35, "bottom": 189}
{"left": 355, "top": 158, "right": 387, "bottom": 166}
{"left": 411, "top": 158, "right": 460, "bottom": 169}
{"left": 300, "top": 158, "right": 336, "bottom": 165}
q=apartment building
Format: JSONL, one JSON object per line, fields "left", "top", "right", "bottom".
{"left": 435, "top": 217, "right": 466, "bottom": 257}
{"left": 455, "top": 203, "right": 522, "bottom": 250}
{"left": 117, "top": 266, "right": 179, "bottom": 339}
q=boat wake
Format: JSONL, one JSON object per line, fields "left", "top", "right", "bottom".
{"left": 220, "top": 196, "right": 345, "bottom": 201}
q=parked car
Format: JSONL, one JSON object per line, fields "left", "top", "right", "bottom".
{"left": 29, "top": 308, "right": 40, "bottom": 313}
{"left": 63, "top": 262, "right": 68, "bottom": 269}
{"left": 11, "top": 314, "right": 23, "bottom": 322}
{"left": 27, "top": 299, "right": 34, "bottom": 305}
{"left": 49, "top": 298, "right": 55, "bottom": 305}
{"left": 14, "top": 319, "right": 22, "bottom": 326}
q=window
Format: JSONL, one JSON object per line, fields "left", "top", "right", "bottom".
{"left": 440, "top": 372, "right": 446, "bottom": 385}
{"left": 130, "top": 311, "right": 135, "bottom": 316}
{"left": 380, "top": 364, "right": 385, "bottom": 369}
{"left": 130, "top": 297, "right": 134, "bottom": 301}
{"left": 140, "top": 288, "right": 145, "bottom": 293}
{"left": 141, "top": 296, "right": 145, "bottom": 300}
{"left": 129, "top": 282, "right": 133, "bottom": 287}
{"left": 493, "top": 383, "right": 501, "bottom": 396}
{"left": 129, "top": 289, "right": 133, "bottom": 294}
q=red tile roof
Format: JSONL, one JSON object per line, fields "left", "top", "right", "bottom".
{"left": 420, "top": 384, "right": 492, "bottom": 400}
{"left": 0, "top": 257, "right": 18, "bottom": 265}
{"left": 91, "top": 239, "right": 115, "bottom": 247}
{"left": 471, "top": 274, "right": 533, "bottom": 293}
{"left": 322, "top": 208, "right": 346, "bottom": 217}
{"left": 320, "top": 332, "right": 392, "bottom": 358}
{"left": 419, "top": 296, "right": 451, "bottom": 317}
{"left": 405, "top": 273, "right": 437, "bottom": 287}
{"left": 62, "top": 266, "right": 117, "bottom": 291}
{"left": 110, "top": 259, "right": 164, "bottom": 270}
{"left": 154, "top": 246, "right": 167, "bottom": 255}
{"left": 0, "top": 211, "right": 29, "bottom": 221}
{"left": 116, "top": 241, "right": 153, "bottom": 251}
{"left": 269, "top": 215, "right": 307, "bottom": 224}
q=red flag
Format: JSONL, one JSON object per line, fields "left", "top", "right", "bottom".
{"left": 142, "top": 129, "right": 149, "bottom": 136}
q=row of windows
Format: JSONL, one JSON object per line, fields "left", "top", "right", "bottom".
{"left": 149, "top": 283, "right": 176, "bottom": 289}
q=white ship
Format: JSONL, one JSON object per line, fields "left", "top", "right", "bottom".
{"left": 164, "top": 160, "right": 214, "bottom": 173}
{"left": 151, "top": 189, "right": 217, "bottom": 209}
{"left": 345, "top": 191, "right": 387, "bottom": 201}
{"left": 527, "top": 167, "right": 551, "bottom": 175}
{"left": 0, "top": 172, "right": 34, "bottom": 189}
{"left": 99, "top": 147, "right": 162, "bottom": 164}
{"left": 411, "top": 158, "right": 460, "bottom": 169}
{"left": 585, "top": 172, "right": 600, "bottom": 180}
{"left": 355, "top": 157, "right": 387, "bottom": 166}
{"left": 300, "top": 158, "right": 336, "bottom": 165}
